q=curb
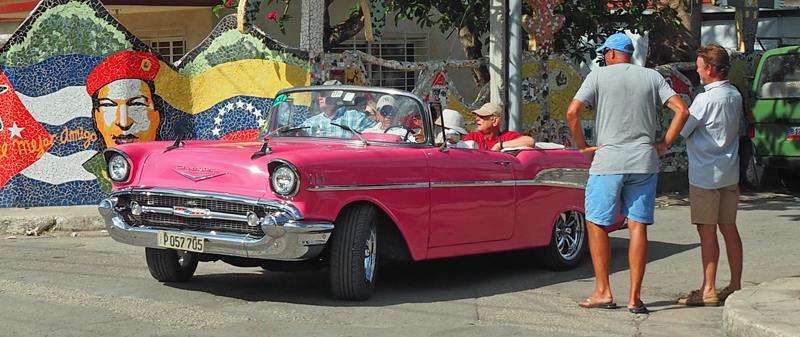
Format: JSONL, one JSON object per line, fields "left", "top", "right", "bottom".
{"left": 723, "top": 277, "right": 800, "bottom": 337}
{"left": 0, "top": 206, "right": 104, "bottom": 235}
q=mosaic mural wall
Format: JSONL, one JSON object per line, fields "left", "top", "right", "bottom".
{"left": 0, "top": 0, "right": 310, "bottom": 208}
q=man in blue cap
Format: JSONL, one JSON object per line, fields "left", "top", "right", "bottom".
{"left": 566, "top": 32, "right": 690, "bottom": 314}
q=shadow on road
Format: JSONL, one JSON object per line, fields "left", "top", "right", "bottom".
{"left": 167, "top": 238, "right": 698, "bottom": 306}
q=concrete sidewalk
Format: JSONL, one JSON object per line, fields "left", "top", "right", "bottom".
{"left": 2, "top": 201, "right": 799, "bottom": 337}
{"left": 723, "top": 277, "right": 800, "bottom": 337}
{"left": 0, "top": 205, "right": 103, "bottom": 236}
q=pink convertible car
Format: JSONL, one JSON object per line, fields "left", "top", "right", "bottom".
{"left": 99, "top": 86, "right": 592, "bottom": 300}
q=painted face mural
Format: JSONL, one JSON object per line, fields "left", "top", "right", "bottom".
{"left": 86, "top": 50, "right": 161, "bottom": 148}
{"left": 94, "top": 78, "right": 159, "bottom": 146}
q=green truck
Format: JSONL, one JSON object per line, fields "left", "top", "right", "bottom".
{"left": 741, "top": 45, "right": 800, "bottom": 190}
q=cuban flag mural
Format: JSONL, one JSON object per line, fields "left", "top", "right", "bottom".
{"left": 0, "top": 0, "right": 310, "bottom": 208}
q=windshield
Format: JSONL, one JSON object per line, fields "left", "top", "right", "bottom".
{"left": 757, "top": 53, "right": 800, "bottom": 99}
{"left": 260, "top": 88, "right": 427, "bottom": 144}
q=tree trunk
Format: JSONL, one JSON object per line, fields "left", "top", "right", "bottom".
{"left": 322, "top": 0, "right": 365, "bottom": 52}
{"left": 458, "top": 24, "right": 490, "bottom": 87}
{"left": 432, "top": 0, "right": 490, "bottom": 87}
{"left": 647, "top": 0, "right": 703, "bottom": 66}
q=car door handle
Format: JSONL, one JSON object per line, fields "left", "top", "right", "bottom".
{"left": 493, "top": 161, "right": 511, "bottom": 166}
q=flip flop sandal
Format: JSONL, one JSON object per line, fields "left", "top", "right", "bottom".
{"left": 628, "top": 304, "right": 649, "bottom": 314}
{"left": 578, "top": 298, "right": 618, "bottom": 309}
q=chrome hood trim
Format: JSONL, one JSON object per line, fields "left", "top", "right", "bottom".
{"left": 111, "top": 187, "right": 303, "bottom": 219}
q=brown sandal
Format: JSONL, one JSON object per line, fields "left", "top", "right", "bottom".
{"left": 717, "top": 286, "right": 738, "bottom": 302}
{"left": 578, "top": 297, "right": 618, "bottom": 309}
{"left": 677, "top": 289, "right": 720, "bottom": 306}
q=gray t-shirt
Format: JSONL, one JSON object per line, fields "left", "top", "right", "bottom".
{"left": 574, "top": 63, "right": 677, "bottom": 175}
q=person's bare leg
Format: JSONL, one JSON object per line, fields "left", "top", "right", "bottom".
{"left": 627, "top": 220, "right": 648, "bottom": 308}
{"left": 719, "top": 223, "right": 743, "bottom": 290}
{"left": 696, "top": 223, "right": 719, "bottom": 296}
{"left": 585, "top": 220, "right": 613, "bottom": 303}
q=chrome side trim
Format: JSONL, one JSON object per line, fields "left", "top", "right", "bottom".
{"left": 307, "top": 182, "right": 430, "bottom": 192}
{"left": 516, "top": 168, "right": 589, "bottom": 189}
{"left": 111, "top": 187, "right": 303, "bottom": 219}
{"left": 431, "top": 180, "right": 516, "bottom": 188}
{"left": 305, "top": 168, "right": 587, "bottom": 192}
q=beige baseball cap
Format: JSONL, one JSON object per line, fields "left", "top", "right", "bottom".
{"left": 472, "top": 102, "right": 503, "bottom": 117}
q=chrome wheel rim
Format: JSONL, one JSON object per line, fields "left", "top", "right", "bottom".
{"left": 554, "top": 211, "right": 586, "bottom": 261}
{"left": 363, "top": 225, "right": 377, "bottom": 283}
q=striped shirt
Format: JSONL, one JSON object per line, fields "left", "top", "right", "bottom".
{"left": 300, "top": 108, "right": 376, "bottom": 138}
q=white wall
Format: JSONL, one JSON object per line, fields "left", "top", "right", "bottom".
{"left": 702, "top": 15, "right": 800, "bottom": 50}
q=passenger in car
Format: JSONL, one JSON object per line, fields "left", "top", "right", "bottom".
{"left": 434, "top": 108, "right": 468, "bottom": 147}
{"left": 462, "top": 102, "right": 535, "bottom": 151}
{"left": 362, "top": 95, "right": 417, "bottom": 142}
{"left": 300, "top": 92, "right": 377, "bottom": 137}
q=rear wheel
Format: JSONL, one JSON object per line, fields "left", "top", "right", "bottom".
{"left": 779, "top": 169, "right": 800, "bottom": 193}
{"left": 145, "top": 248, "right": 198, "bottom": 282}
{"left": 329, "top": 205, "right": 378, "bottom": 300}
{"left": 539, "top": 211, "right": 588, "bottom": 271}
{"left": 740, "top": 137, "right": 765, "bottom": 188}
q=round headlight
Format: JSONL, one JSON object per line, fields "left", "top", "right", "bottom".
{"left": 107, "top": 154, "right": 131, "bottom": 182}
{"left": 271, "top": 165, "right": 298, "bottom": 197}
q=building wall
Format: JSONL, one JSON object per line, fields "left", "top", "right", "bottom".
{"left": 113, "top": 7, "right": 215, "bottom": 54}
{"left": 221, "top": 1, "right": 479, "bottom": 101}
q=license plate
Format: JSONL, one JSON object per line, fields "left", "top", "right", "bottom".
{"left": 157, "top": 231, "right": 205, "bottom": 253}
{"left": 788, "top": 127, "right": 800, "bottom": 140}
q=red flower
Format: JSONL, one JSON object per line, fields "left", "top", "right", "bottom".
{"left": 225, "top": 0, "right": 235, "bottom": 7}
{"left": 266, "top": 11, "right": 279, "bottom": 21}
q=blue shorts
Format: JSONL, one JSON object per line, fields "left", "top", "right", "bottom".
{"left": 585, "top": 173, "right": 657, "bottom": 226}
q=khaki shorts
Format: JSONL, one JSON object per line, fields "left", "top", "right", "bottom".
{"left": 689, "top": 184, "right": 739, "bottom": 225}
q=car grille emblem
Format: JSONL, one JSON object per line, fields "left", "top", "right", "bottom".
{"left": 173, "top": 165, "right": 226, "bottom": 182}
{"left": 172, "top": 206, "right": 211, "bottom": 218}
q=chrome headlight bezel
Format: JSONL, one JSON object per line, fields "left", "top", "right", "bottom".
{"left": 105, "top": 150, "right": 132, "bottom": 183}
{"left": 269, "top": 160, "right": 300, "bottom": 198}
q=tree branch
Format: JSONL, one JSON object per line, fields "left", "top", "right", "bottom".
{"left": 325, "top": 8, "right": 365, "bottom": 51}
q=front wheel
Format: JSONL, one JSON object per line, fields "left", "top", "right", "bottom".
{"left": 145, "top": 248, "right": 198, "bottom": 282}
{"left": 539, "top": 211, "right": 588, "bottom": 271}
{"left": 329, "top": 205, "right": 379, "bottom": 300}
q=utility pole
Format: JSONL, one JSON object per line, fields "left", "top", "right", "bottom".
{"left": 489, "top": 0, "right": 522, "bottom": 132}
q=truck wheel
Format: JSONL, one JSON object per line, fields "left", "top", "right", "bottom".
{"left": 329, "top": 205, "right": 378, "bottom": 300}
{"left": 740, "top": 138, "right": 764, "bottom": 188}
{"left": 145, "top": 248, "right": 198, "bottom": 282}
{"left": 779, "top": 169, "right": 800, "bottom": 193}
{"left": 539, "top": 211, "right": 588, "bottom": 271}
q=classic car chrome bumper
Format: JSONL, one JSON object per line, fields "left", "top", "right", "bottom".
{"left": 98, "top": 197, "right": 333, "bottom": 261}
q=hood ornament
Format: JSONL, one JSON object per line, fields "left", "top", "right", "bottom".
{"left": 173, "top": 166, "right": 226, "bottom": 182}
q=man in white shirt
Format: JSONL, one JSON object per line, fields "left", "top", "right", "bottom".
{"left": 678, "top": 44, "right": 744, "bottom": 307}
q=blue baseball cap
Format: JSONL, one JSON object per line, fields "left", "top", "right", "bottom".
{"left": 595, "top": 33, "right": 634, "bottom": 55}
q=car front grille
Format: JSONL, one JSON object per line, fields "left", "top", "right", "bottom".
{"left": 118, "top": 193, "right": 273, "bottom": 236}
{"left": 140, "top": 213, "right": 263, "bottom": 236}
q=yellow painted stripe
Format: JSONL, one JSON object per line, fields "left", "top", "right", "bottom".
{"left": 154, "top": 59, "right": 311, "bottom": 114}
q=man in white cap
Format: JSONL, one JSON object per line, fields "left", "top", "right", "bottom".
{"left": 362, "top": 95, "right": 416, "bottom": 141}
{"left": 462, "top": 102, "right": 534, "bottom": 151}
{"left": 567, "top": 32, "right": 689, "bottom": 314}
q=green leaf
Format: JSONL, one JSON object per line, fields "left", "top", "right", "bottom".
{"left": 212, "top": 4, "right": 224, "bottom": 18}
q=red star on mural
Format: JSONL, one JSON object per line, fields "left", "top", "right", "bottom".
{"left": 0, "top": 71, "right": 54, "bottom": 189}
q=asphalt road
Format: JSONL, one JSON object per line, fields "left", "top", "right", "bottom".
{"left": 1, "top": 193, "right": 798, "bottom": 337}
